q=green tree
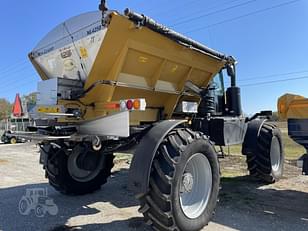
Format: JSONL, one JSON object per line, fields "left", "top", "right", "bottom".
{"left": 0, "top": 98, "right": 12, "bottom": 120}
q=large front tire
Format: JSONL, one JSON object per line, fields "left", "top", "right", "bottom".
{"left": 245, "top": 122, "right": 284, "bottom": 183}
{"left": 139, "top": 128, "right": 220, "bottom": 231}
{"left": 43, "top": 143, "right": 114, "bottom": 195}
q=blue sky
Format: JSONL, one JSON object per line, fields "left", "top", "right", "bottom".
{"left": 0, "top": 0, "right": 307, "bottom": 114}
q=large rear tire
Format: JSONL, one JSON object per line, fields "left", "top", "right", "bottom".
{"left": 43, "top": 143, "right": 114, "bottom": 195}
{"left": 245, "top": 122, "right": 284, "bottom": 183}
{"left": 138, "top": 128, "right": 220, "bottom": 231}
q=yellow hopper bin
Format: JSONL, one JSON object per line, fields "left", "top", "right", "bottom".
{"left": 29, "top": 9, "right": 231, "bottom": 124}
{"left": 278, "top": 93, "right": 308, "bottom": 120}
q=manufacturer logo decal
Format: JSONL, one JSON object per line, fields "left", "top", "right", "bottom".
{"left": 61, "top": 49, "right": 72, "bottom": 59}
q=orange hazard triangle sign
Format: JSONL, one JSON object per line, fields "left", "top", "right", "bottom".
{"left": 12, "top": 93, "right": 23, "bottom": 117}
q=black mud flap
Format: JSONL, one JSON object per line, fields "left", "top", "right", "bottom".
{"left": 242, "top": 119, "right": 266, "bottom": 155}
{"left": 128, "top": 120, "right": 186, "bottom": 198}
{"left": 302, "top": 154, "right": 308, "bottom": 175}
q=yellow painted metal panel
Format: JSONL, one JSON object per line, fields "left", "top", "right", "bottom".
{"left": 278, "top": 93, "right": 308, "bottom": 119}
{"left": 77, "top": 13, "right": 225, "bottom": 121}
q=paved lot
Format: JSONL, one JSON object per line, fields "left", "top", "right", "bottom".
{"left": 0, "top": 143, "right": 307, "bottom": 231}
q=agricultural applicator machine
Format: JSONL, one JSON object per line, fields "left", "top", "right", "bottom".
{"left": 17, "top": 2, "right": 285, "bottom": 230}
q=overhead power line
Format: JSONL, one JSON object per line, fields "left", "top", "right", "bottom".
{"left": 0, "top": 0, "right": 303, "bottom": 96}
{"left": 238, "top": 70, "right": 308, "bottom": 82}
{"left": 171, "top": 0, "right": 258, "bottom": 27}
{"left": 149, "top": 0, "right": 205, "bottom": 16}
{"left": 240, "top": 75, "right": 308, "bottom": 87}
{"left": 1, "top": 74, "right": 38, "bottom": 88}
{"left": 0, "top": 59, "right": 28, "bottom": 72}
{"left": 185, "top": 0, "right": 301, "bottom": 33}
{"left": 0, "top": 65, "right": 33, "bottom": 82}
{"left": 0, "top": 76, "right": 38, "bottom": 96}
{"left": 0, "top": 74, "right": 37, "bottom": 89}
{"left": 0, "top": 60, "right": 29, "bottom": 76}
{"left": 164, "top": 0, "right": 243, "bottom": 24}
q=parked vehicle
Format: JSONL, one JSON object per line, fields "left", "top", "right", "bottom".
{"left": 1, "top": 130, "right": 25, "bottom": 144}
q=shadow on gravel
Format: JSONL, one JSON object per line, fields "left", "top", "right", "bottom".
{"left": 0, "top": 168, "right": 147, "bottom": 231}
{"left": 49, "top": 217, "right": 150, "bottom": 231}
{"left": 1, "top": 169, "right": 307, "bottom": 231}
{"left": 213, "top": 175, "right": 308, "bottom": 231}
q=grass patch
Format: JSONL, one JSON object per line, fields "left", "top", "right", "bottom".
{"left": 281, "top": 132, "right": 305, "bottom": 160}
{"left": 221, "top": 169, "right": 246, "bottom": 178}
{"left": 218, "top": 122, "right": 305, "bottom": 160}
{"left": 219, "top": 134, "right": 304, "bottom": 160}
{"left": 219, "top": 145, "right": 242, "bottom": 156}
{"left": 114, "top": 153, "right": 132, "bottom": 162}
{"left": 271, "top": 122, "right": 305, "bottom": 160}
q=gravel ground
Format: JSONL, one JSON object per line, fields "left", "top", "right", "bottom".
{"left": 0, "top": 143, "right": 307, "bottom": 231}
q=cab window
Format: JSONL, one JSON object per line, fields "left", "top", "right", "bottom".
{"left": 212, "top": 71, "right": 225, "bottom": 96}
